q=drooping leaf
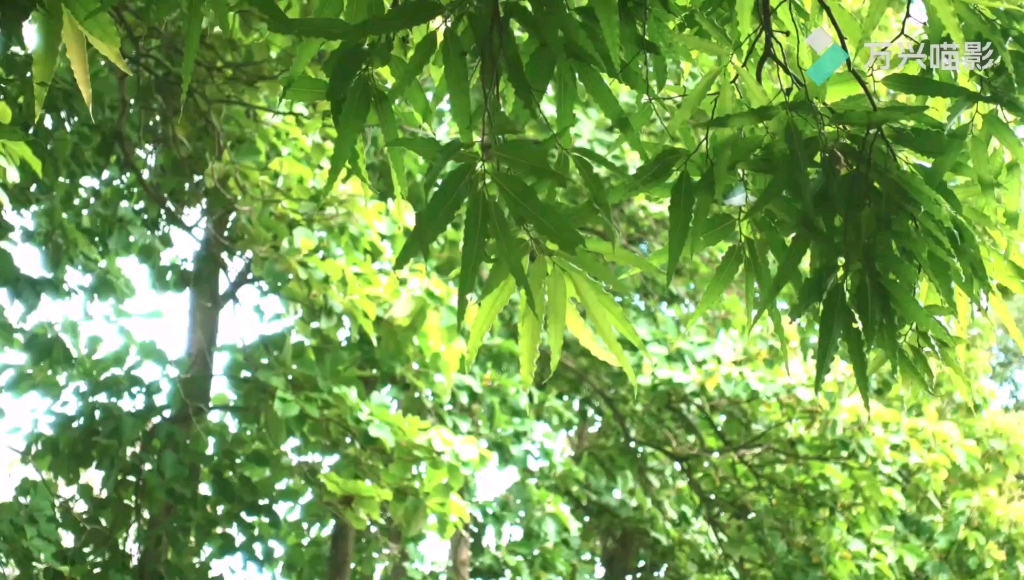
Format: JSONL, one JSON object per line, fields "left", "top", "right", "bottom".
{"left": 271, "top": 0, "right": 445, "bottom": 42}
{"left": 590, "top": 0, "right": 619, "bottom": 64}
{"left": 564, "top": 297, "right": 620, "bottom": 368}
{"left": 491, "top": 172, "right": 585, "bottom": 252}
{"left": 990, "top": 291, "right": 1024, "bottom": 355}
{"left": 667, "top": 171, "right": 695, "bottom": 283}
{"left": 814, "top": 284, "right": 846, "bottom": 394}
{"left": 465, "top": 275, "right": 516, "bottom": 368}
{"left": 442, "top": 25, "right": 474, "bottom": 140}
{"left": 487, "top": 196, "right": 535, "bottom": 313}
{"left": 689, "top": 243, "right": 744, "bottom": 327}
{"left": 181, "top": 0, "right": 206, "bottom": 100}
{"left": 668, "top": 66, "right": 721, "bottom": 134}
{"left": 324, "top": 76, "right": 373, "bottom": 193}
{"left": 395, "top": 162, "right": 476, "bottom": 268}
{"left": 546, "top": 266, "right": 567, "bottom": 377}
{"left": 62, "top": 0, "right": 131, "bottom": 74}
{"left": 31, "top": 0, "right": 64, "bottom": 120}
{"left": 390, "top": 31, "right": 437, "bottom": 99}
{"left": 566, "top": 271, "right": 637, "bottom": 386}
{"left": 844, "top": 308, "right": 872, "bottom": 411}
{"left": 457, "top": 185, "right": 490, "bottom": 328}
{"left": 62, "top": 8, "right": 93, "bottom": 118}
{"left": 518, "top": 256, "right": 547, "bottom": 384}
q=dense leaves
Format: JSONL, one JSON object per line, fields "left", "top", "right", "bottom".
{"left": 1, "top": 0, "right": 1024, "bottom": 578}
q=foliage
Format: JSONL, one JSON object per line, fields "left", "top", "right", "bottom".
{"left": 0, "top": 0, "right": 1023, "bottom": 578}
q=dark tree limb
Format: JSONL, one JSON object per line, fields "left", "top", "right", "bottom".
{"left": 449, "top": 529, "right": 471, "bottom": 580}
{"left": 327, "top": 518, "right": 355, "bottom": 580}
{"left": 138, "top": 194, "right": 232, "bottom": 579}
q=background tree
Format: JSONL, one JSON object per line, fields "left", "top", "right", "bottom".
{"left": 0, "top": 0, "right": 1024, "bottom": 578}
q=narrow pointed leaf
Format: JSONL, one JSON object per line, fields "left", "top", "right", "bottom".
{"left": 518, "top": 257, "right": 547, "bottom": 384}
{"left": 62, "top": 10, "right": 93, "bottom": 118}
{"left": 488, "top": 197, "right": 535, "bottom": 313}
{"left": 442, "top": 28, "right": 473, "bottom": 139}
{"left": 458, "top": 187, "right": 490, "bottom": 327}
{"left": 814, "top": 284, "right": 845, "bottom": 394}
{"left": 325, "top": 77, "right": 372, "bottom": 193}
{"left": 31, "top": 0, "right": 64, "bottom": 120}
{"left": 466, "top": 275, "right": 516, "bottom": 368}
{"left": 390, "top": 31, "right": 437, "bottom": 99}
{"left": 565, "top": 301, "right": 620, "bottom": 367}
{"left": 181, "top": 0, "right": 206, "bottom": 99}
{"left": 689, "top": 243, "right": 744, "bottom": 327}
{"left": 567, "top": 272, "right": 637, "bottom": 385}
{"left": 395, "top": 162, "right": 476, "bottom": 268}
{"left": 546, "top": 267, "right": 567, "bottom": 376}
{"left": 491, "top": 172, "right": 585, "bottom": 252}
{"left": 667, "top": 171, "right": 695, "bottom": 283}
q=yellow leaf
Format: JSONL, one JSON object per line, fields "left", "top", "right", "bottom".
{"left": 81, "top": 29, "right": 132, "bottom": 75}
{"left": 62, "top": 9, "right": 93, "bottom": 119}
{"left": 991, "top": 292, "right": 1024, "bottom": 354}
{"left": 565, "top": 302, "right": 619, "bottom": 368}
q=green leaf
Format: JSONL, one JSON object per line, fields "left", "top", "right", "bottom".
{"left": 668, "top": 66, "right": 721, "bottom": 134}
{"left": 881, "top": 73, "right": 988, "bottom": 102}
{"left": 458, "top": 187, "right": 490, "bottom": 328}
{"left": 991, "top": 292, "right": 1024, "bottom": 355}
{"left": 546, "top": 266, "right": 567, "bottom": 376}
{"left": 283, "top": 0, "right": 344, "bottom": 89}
{"left": 926, "top": 0, "right": 965, "bottom": 48}
{"left": 395, "top": 162, "right": 476, "bottom": 268}
{"left": 442, "top": 27, "right": 473, "bottom": 140}
{"left": 491, "top": 172, "right": 585, "bottom": 252}
{"left": 500, "top": 14, "right": 538, "bottom": 116}
{"left": 667, "top": 171, "right": 695, "bottom": 283}
{"left": 466, "top": 275, "right": 516, "bottom": 368}
{"left": 689, "top": 243, "right": 743, "bottom": 327}
{"left": 488, "top": 196, "right": 534, "bottom": 313}
{"left": 554, "top": 58, "right": 577, "bottom": 133}
{"left": 518, "top": 257, "right": 547, "bottom": 384}
{"left": 814, "top": 284, "right": 845, "bottom": 394}
{"left": 613, "top": 147, "right": 682, "bottom": 199}
{"left": 583, "top": 239, "right": 660, "bottom": 277}
{"left": 678, "top": 33, "right": 732, "bottom": 57}
{"left": 844, "top": 310, "right": 871, "bottom": 411}
{"left": 575, "top": 64, "right": 644, "bottom": 155}
{"left": 490, "top": 140, "right": 568, "bottom": 183}
{"left": 984, "top": 112, "right": 1024, "bottom": 162}
{"left": 181, "top": 0, "right": 205, "bottom": 100}
{"left": 274, "top": 0, "right": 445, "bottom": 41}
{"left": 583, "top": 276, "right": 643, "bottom": 350}
{"left": 590, "top": 0, "right": 619, "bottom": 63}
{"left": 390, "top": 31, "right": 437, "bottom": 99}
{"left": 325, "top": 76, "right": 372, "bottom": 193}
{"left": 31, "top": 0, "right": 64, "bottom": 120}
{"left": 698, "top": 105, "right": 780, "bottom": 128}
{"left": 282, "top": 76, "right": 328, "bottom": 102}
{"left": 736, "top": 0, "right": 755, "bottom": 40}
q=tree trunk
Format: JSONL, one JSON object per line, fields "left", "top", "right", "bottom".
{"left": 327, "top": 517, "right": 355, "bottom": 580}
{"left": 602, "top": 528, "right": 639, "bottom": 580}
{"left": 449, "top": 529, "right": 471, "bottom": 580}
{"left": 138, "top": 199, "right": 230, "bottom": 579}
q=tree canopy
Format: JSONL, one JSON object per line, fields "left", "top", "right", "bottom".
{"left": 1, "top": 0, "right": 1024, "bottom": 577}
